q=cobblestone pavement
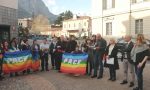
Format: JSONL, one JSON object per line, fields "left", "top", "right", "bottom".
{"left": 0, "top": 63, "right": 150, "bottom": 90}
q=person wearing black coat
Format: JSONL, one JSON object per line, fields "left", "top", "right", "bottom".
{"left": 66, "top": 36, "right": 77, "bottom": 53}
{"left": 83, "top": 39, "right": 95, "bottom": 76}
{"left": 131, "top": 34, "right": 150, "bottom": 90}
{"left": 21, "top": 39, "right": 31, "bottom": 74}
{"left": 49, "top": 37, "right": 57, "bottom": 69}
{"left": 104, "top": 38, "right": 119, "bottom": 81}
{"left": 0, "top": 42, "right": 4, "bottom": 80}
{"left": 55, "top": 36, "right": 67, "bottom": 72}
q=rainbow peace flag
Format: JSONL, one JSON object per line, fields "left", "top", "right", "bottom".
{"left": 3, "top": 50, "right": 32, "bottom": 74}
{"left": 61, "top": 53, "right": 88, "bottom": 75}
{"left": 31, "top": 52, "right": 40, "bottom": 71}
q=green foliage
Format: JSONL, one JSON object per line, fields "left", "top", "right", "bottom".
{"left": 55, "top": 10, "right": 73, "bottom": 25}
{"left": 18, "top": 26, "right": 29, "bottom": 37}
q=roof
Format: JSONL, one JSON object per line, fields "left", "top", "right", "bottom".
{"left": 18, "top": 18, "right": 32, "bottom": 21}
{"left": 63, "top": 16, "right": 90, "bottom": 22}
{"left": 50, "top": 27, "right": 62, "bottom": 31}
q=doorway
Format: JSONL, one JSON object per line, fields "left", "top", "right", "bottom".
{"left": 0, "top": 25, "right": 10, "bottom": 42}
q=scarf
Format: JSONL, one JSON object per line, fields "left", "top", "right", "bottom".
{"left": 131, "top": 44, "right": 149, "bottom": 62}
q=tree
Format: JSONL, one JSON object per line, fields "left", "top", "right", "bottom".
{"left": 55, "top": 10, "right": 73, "bottom": 25}
{"left": 18, "top": 27, "right": 29, "bottom": 38}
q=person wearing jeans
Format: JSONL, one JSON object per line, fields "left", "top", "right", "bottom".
{"left": 131, "top": 34, "right": 150, "bottom": 90}
{"left": 40, "top": 39, "right": 50, "bottom": 71}
{"left": 49, "top": 37, "right": 57, "bottom": 69}
{"left": 135, "top": 66, "right": 144, "bottom": 90}
{"left": 91, "top": 34, "right": 107, "bottom": 79}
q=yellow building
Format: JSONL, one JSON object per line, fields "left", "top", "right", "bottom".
{"left": 18, "top": 18, "right": 32, "bottom": 29}
{"left": 63, "top": 15, "right": 91, "bottom": 37}
{"left": 92, "top": 0, "right": 150, "bottom": 38}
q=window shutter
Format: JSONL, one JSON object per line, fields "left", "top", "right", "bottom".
{"left": 132, "top": 0, "right": 136, "bottom": 3}
{"left": 112, "top": 0, "right": 115, "bottom": 8}
{"left": 144, "top": 0, "right": 150, "bottom": 1}
{"left": 103, "top": 0, "right": 107, "bottom": 10}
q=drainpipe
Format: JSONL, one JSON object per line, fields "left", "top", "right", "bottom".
{"left": 102, "top": 5, "right": 104, "bottom": 36}
{"left": 129, "top": 0, "right": 132, "bottom": 35}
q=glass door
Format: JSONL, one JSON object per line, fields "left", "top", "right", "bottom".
{"left": 0, "top": 25, "right": 10, "bottom": 42}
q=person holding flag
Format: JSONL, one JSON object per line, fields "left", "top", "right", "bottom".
{"left": 31, "top": 39, "right": 40, "bottom": 72}
{"left": 9, "top": 38, "right": 20, "bottom": 77}
{"left": 55, "top": 36, "right": 67, "bottom": 72}
{"left": 0, "top": 42, "right": 4, "bottom": 80}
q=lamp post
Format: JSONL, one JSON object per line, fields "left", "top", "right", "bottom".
{"left": 88, "top": 18, "right": 92, "bottom": 37}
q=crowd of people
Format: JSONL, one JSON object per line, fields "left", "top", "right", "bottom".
{"left": 0, "top": 33, "right": 149, "bottom": 90}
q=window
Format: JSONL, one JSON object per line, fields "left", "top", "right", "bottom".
{"left": 106, "top": 22, "right": 112, "bottom": 35}
{"left": 135, "top": 19, "right": 143, "bottom": 34}
{"left": 103, "top": 0, "right": 115, "bottom": 10}
{"left": 137, "top": 0, "right": 144, "bottom": 2}
{"left": 84, "top": 22, "right": 86, "bottom": 26}
{"left": 74, "top": 23, "right": 76, "bottom": 27}
{"left": 64, "top": 24, "right": 66, "bottom": 28}
{"left": 69, "top": 24, "right": 70, "bottom": 28}
{"left": 79, "top": 23, "right": 81, "bottom": 27}
{"left": 132, "top": 0, "right": 150, "bottom": 3}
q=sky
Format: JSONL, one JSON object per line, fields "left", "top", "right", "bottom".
{"left": 42, "top": 0, "right": 91, "bottom": 15}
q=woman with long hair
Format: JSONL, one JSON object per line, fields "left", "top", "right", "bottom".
{"left": 9, "top": 38, "right": 20, "bottom": 77}
{"left": 131, "top": 34, "right": 150, "bottom": 90}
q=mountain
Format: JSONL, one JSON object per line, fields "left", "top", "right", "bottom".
{"left": 18, "top": 0, "right": 57, "bottom": 23}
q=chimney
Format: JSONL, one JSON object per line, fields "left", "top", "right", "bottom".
{"left": 73, "top": 14, "right": 77, "bottom": 20}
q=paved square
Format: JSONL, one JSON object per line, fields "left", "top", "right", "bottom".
{"left": 0, "top": 63, "right": 150, "bottom": 90}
